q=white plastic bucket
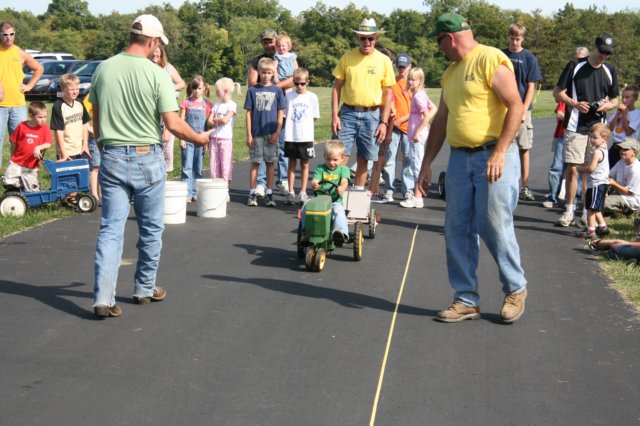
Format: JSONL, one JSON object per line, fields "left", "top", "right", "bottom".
{"left": 164, "top": 180, "right": 188, "bottom": 224}
{"left": 196, "top": 178, "right": 228, "bottom": 218}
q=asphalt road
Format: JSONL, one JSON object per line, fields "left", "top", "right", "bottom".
{"left": 1, "top": 119, "right": 639, "bottom": 425}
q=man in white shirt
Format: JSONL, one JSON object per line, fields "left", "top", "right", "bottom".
{"left": 605, "top": 138, "right": 640, "bottom": 214}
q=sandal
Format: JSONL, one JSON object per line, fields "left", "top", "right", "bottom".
{"left": 588, "top": 239, "right": 601, "bottom": 252}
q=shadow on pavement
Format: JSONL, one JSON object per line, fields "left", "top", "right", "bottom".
{"left": 204, "top": 273, "right": 438, "bottom": 317}
{"left": 0, "top": 280, "right": 97, "bottom": 320}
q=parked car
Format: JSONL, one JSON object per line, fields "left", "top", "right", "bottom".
{"left": 30, "top": 52, "right": 76, "bottom": 61}
{"left": 22, "top": 60, "right": 89, "bottom": 100}
{"left": 47, "top": 60, "right": 103, "bottom": 100}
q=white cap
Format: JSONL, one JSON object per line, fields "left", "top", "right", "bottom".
{"left": 131, "top": 14, "right": 169, "bottom": 45}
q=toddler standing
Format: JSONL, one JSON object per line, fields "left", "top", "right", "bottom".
{"left": 274, "top": 31, "right": 299, "bottom": 90}
{"left": 179, "top": 75, "right": 213, "bottom": 201}
{"left": 207, "top": 77, "right": 237, "bottom": 201}
{"left": 284, "top": 68, "right": 319, "bottom": 205}
{"left": 576, "top": 123, "right": 611, "bottom": 239}
{"left": 400, "top": 67, "right": 438, "bottom": 209}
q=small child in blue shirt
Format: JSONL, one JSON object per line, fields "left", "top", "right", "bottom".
{"left": 244, "top": 57, "right": 286, "bottom": 207}
{"left": 274, "top": 31, "right": 298, "bottom": 91}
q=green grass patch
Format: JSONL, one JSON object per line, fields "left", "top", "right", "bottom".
{"left": 0, "top": 203, "right": 74, "bottom": 239}
{"left": 596, "top": 216, "right": 640, "bottom": 308}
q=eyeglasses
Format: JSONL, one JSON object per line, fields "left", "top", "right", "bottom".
{"left": 359, "top": 36, "right": 375, "bottom": 42}
{"left": 1, "top": 32, "right": 15, "bottom": 37}
{"left": 597, "top": 48, "right": 612, "bottom": 56}
{"left": 294, "top": 81, "right": 308, "bottom": 86}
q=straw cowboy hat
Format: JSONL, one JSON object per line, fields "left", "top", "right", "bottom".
{"left": 351, "top": 18, "right": 385, "bottom": 36}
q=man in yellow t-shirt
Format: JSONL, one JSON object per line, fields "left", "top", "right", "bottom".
{"left": 415, "top": 13, "right": 528, "bottom": 324}
{"left": 331, "top": 18, "right": 395, "bottom": 189}
{"left": 0, "top": 21, "right": 43, "bottom": 168}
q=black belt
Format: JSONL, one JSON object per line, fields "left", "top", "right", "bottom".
{"left": 343, "top": 104, "right": 379, "bottom": 112}
{"left": 455, "top": 142, "right": 497, "bottom": 153}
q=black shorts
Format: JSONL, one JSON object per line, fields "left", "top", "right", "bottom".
{"left": 586, "top": 183, "right": 608, "bottom": 212}
{"left": 284, "top": 142, "right": 314, "bottom": 160}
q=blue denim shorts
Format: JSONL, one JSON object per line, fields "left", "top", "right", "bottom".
{"left": 249, "top": 135, "right": 277, "bottom": 163}
{"left": 338, "top": 105, "right": 380, "bottom": 161}
{"left": 88, "top": 137, "right": 101, "bottom": 167}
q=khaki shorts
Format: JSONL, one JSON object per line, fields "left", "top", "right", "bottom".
{"left": 563, "top": 130, "right": 589, "bottom": 165}
{"left": 516, "top": 110, "right": 533, "bottom": 150}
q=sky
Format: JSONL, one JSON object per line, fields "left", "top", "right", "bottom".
{"left": 2, "top": 0, "right": 637, "bottom": 18}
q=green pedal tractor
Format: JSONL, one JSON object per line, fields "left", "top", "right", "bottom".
{"left": 296, "top": 182, "right": 378, "bottom": 272}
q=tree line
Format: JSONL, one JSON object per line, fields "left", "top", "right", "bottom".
{"left": 2, "top": 0, "right": 639, "bottom": 88}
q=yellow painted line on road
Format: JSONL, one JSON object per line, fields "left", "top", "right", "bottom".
{"left": 369, "top": 224, "right": 419, "bottom": 426}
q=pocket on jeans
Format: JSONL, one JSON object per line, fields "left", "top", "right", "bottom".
{"left": 138, "top": 156, "right": 165, "bottom": 186}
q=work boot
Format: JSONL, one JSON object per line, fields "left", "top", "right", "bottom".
{"left": 435, "top": 301, "right": 481, "bottom": 323}
{"left": 501, "top": 289, "right": 527, "bottom": 323}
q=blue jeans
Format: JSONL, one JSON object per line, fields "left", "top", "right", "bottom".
{"left": 338, "top": 105, "right": 380, "bottom": 161}
{"left": 181, "top": 142, "right": 203, "bottom": 198}
{"left": 546, "top": 137, "right": 564, "bottom": 204}
{"left": 93, "top": 144, "right": 166, "bottom": 307}
{"left": 383, "top": 129, "right": 413, "bottom": 194}
{"left": 607, "top": 245, "right": 640, "bottom": 261}
{"left": 444, "top": 143, "right": 527, "bottom": 307}
{"left": 0, "top": 106, "right": 27, "bottom": 168}
{"left": 277, "top": 124, "right": 288, "bottom": 183}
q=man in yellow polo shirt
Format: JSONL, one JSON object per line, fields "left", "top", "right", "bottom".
{"left": 0, "top": 21, "right": 43, "bottom": 169}
{"left": 416, "top": 13, "right": 528, "bottom": 323}
{"left": 331, "top": 18, "right": 395, "bottom": 190}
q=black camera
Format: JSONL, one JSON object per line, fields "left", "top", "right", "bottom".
{"left": 590, "top": 100, "right": 606, "bottom": 111}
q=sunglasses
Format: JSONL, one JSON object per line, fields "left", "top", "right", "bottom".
{"left": 294, "top": 81, "right": 308, "bottom": 86}
{"left": 359, "top": 36, "right": 375, "bottom": 42}
{"left": 1, "top": 32, "right": 15, "bottom": 37}
{"left": 597, "top": 48, "right": 612, "bottom": 55}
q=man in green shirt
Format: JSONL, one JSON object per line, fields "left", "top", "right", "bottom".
{"left": 91, "top": 14, "right": 211, "bottom": 319}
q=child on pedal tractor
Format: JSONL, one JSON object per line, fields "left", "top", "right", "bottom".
{"left": 305, "top": 140, "right": 350, "bottom": 246}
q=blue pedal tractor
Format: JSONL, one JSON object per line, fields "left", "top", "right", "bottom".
{"left": 0, "top": 159, "right": 97, "bottom": 217}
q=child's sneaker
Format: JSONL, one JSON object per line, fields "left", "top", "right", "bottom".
{"left": 404, "top": 191, "right": 414, "bottom": 200}
{"left": 541, "top": 199, "right": 555, "bottom": 209}
{"left": 247, "top": 193, "right": 258, "bottom": 206}
{"left": 575, "top": 228, "right": 596, "bottom": 239}
{"left": 285, "top": 192, "right": 296, "bottom": 205}
{"left": 277, "top": 180, "right": 289, "bottom": 196}
{"left": 384, "top": 190, "right": 394, "bottom": 202}
{"left": 255, "top": 184, "right": 266, "bottom": 198}
{"left": 400, "top": 194, "right": 424, "bottom": 208}
{"left": 333, "top": 230, "right": 347, "bottom": 247}
{"left": 371, "top": 192, "right": 388, "bottom": 204}
{"left": 298, "top": 192, "right": 308, "bottom": 204}
{"left": 555, "top": 212, "right": 574, "bottom": 227}
{"left": 596, "top": 225, "right": 610, "bottom": 236}
{"left": 519, "top": 187, "right": 535, "bottom": 201}
{"left": 264, "top": 193, "right": 276, "bottom": 207}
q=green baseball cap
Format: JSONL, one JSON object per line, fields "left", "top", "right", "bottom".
{"left": 429, "top": 13, "right": 471, "bottom": 37}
